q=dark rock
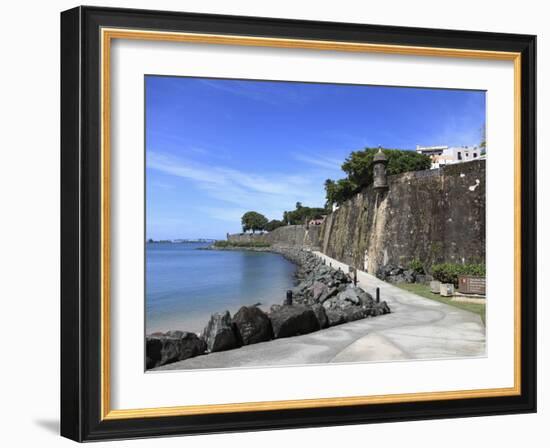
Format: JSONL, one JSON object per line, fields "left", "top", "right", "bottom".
{"left": 370, "top": 301, "right": 391, "bottom": 316}
{"left": 403, "top": 269, "right": 416, "bottom": 283}
{"left": 377, "top": 263, "right": 408, "bottom": 282}
{"left": 376, "top": 265, "right": 390, "bottom": 280}
{"left": 269, "top": 305, "right": 320, "bottom": 338}
{"left": 310, "top": 303, "right": 329, "bottom": 329}
{"left": 415, "top": 274, "right": 427, "bottom": 284}
{"left": 317, "top": 264, "right": 330, "bottom": 274}
{"left": 312, "top": 281, "right": 328, "bottom": 302}
{"left": 202, "top": 311, "right": 239, "bottom": 352}
{"left": 343, "top": 307, "right": 369, "bottom": 322}
{"left": 322, "top": 295, "right": 351, "bottom": 310}
{"left": 337, "top": 283, "right": 348, "bottom": 293}
{"left": 357, "top": 289, "right": 375, "bottom": 306}
{"left": 232, "top": 306, "right": 273, "bottom": 345}
{"left": 146, "top": 331, "right": 206, "bottom": 369}
{"left": 270, "top": 248, "right": 391, "bottom": 328}
{"left": 338, "top": 285, "right": 361, "bottom": 305}
{"left": 334, "top": 269, "right": 350, "bottom": 283}
{"left": 326, "top": 306, "right": 371, "bottom": 326}
{"left": 326, "top": 309, "right": 347, "bottom": 326}
{"left": 321, "top": 285, "right": 371, "bottom": 311}
{"left": 387, "top": 274, "right": 406, "bottom": 284}
{"left": 318, "top": 286, "right": 338, "bottom": 303}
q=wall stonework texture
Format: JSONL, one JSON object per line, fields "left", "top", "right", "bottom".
{"left": 321, "top": 159, "right": 485, "bottom": 273}
{"left": 228, "top": 159, "right": 485, "bottom": 274}
{"left": 228, "top": 225, "right": 321, "bottom": 248}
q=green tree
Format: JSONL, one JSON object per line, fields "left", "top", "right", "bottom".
{"left": 325, "top": 147, "right": 431, "bottom": 205}
{"left": 324, "top": 178, "right": 355, "bottom": 208}
{"left": 342, "top": 147, "right": 431, "bottom": 187}
{"left": 265, "top": 219, "right": 285, "bottom": 232}
{"left": 282, "top": 203, "right": 327, "bottom": 225}
{"left": 241, "top": 211, "right": 269, "bottom": 233}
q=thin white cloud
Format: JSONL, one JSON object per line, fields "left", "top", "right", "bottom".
{"left": 197, "top": 79, "right": 309, "bottom": 106}
{"left": 427, "top": 117, "right": 484, "bottom": 148}
{"left": 198, "top": 206, "right": 246, "bottom": 223}
{"left": 147, "top": 151, "right": 326, "bottom": 221}
{"left": 149, "top": 181, "right": 174, "bottom": 190}
{"left": 292, "top": 153, "right": 343, "bottom": 171}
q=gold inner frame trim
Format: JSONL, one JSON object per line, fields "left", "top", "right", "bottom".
{"left": 100, "top": 27, "right": 522, "bottom": 421}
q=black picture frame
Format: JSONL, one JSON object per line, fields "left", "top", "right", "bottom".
{"left": 61, "top": 5, "right": 536, "bottom": 442}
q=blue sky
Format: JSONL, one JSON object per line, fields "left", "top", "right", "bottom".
{"left": 146, "top": 76, "right": 485, "bottom": 240}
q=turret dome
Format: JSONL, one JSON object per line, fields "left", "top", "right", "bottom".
{"left": 373, "top": 148, "right": 388, "bottom": 163}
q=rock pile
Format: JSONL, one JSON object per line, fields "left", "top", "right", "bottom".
{"left": 202, "top": 311, "right": 240, "bottom": 353}
{"left": 376, "top": 263, "right": 433, "bottom": 285}
{"left": 146, "top": 250, "right": 391, "bottom": 368}
{"left": 279, "top": 249, "right": 390, "bottom": 321}
{"left": 269, "top": 304, "right": 321, "bottom": 338}
{"left": 232, "top": 306, "right": 273, "bottom": 346}
{"left": 146, "top": 331, "right": 206, "bottom": 369}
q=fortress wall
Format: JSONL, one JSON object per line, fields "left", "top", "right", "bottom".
{"left": 227, "top": 224, "right": 321, "bottom": 249}
{"left": 227, "top": 159, "right": 485, "bottom": 274}
{"left": 319, "top": 159, "right": 486, "bottom": 273}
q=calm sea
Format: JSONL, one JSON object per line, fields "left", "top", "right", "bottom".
{"left": 145, "top": 242, "right": 296, "bottom": 334}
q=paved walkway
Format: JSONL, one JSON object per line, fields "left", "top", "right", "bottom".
{"left": 155, "top": 253, "right": 485, "bottom": 371}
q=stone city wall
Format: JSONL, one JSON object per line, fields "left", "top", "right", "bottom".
{"left": 319, "top": 159, "right": 486, "bottom": 273}
{"left": 227, "top": 159, "right": 485, "bottom": 274}
{"left": 227, "top": 224, "right": 321, "bottom": 249}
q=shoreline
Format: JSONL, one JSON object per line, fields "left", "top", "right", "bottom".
{"left": 146, "top": 244, "right": 294, "bottom": 335}
{"left": 154, "top": 252, "right": 486, "bottom": 371}
{"left": 146, "top": 246, "right": 391, "bottom": 370}
{"left": 199, "top": 245, "right": 272, "bottom": 252}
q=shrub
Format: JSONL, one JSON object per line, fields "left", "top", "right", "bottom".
{"left": 265, "top": 219, "right": 285, "bottom": 232}
{"left": 283, "top": 202, "right": 328, "bottom": 225}
{"left": 431, "top": 263, "right": 486, "bottom": 287}
{"left": 408, "top": 258, "right": 425, "bottom": 274}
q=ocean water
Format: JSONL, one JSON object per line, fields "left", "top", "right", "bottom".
{"left": 145, "top": 243, "right": 296, "bottom": 334}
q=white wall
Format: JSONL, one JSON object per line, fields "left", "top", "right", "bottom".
{"left": 0, "top": 0, "right": 546, "bottom": 446}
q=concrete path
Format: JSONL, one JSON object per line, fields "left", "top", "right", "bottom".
{"left": 154, "top": 253, "right": 485, "bottom": 371}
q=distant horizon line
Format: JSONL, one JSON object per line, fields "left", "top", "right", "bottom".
{"left": 146, "top": 237, "right": 220, "bottom": 242}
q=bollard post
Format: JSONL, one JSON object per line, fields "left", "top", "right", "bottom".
{"left": 376, "top": 287, "right": 380, "bottom": 303}
{"left": 285, "top": 290, "right": 293, "bottom": 306}
{"left": 354, "top": 270, "right": 358, "bottom": 286}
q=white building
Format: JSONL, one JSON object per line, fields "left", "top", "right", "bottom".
{"left": 416, "top": 145, "right": 484, "bottom": 169}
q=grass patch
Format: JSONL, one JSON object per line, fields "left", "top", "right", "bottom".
{"left": 213, "top": 240, "right": 271, "bottom": 248}
{"left": 395, "top": 282, "right": 485, "bottom": 325}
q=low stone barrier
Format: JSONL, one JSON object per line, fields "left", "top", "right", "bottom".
{"left": 377, "top": 263, "right": 433, "bottom": 284}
